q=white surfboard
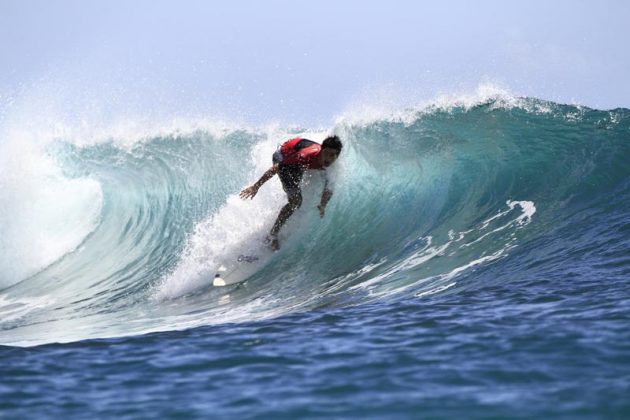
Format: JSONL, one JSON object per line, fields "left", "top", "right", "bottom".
{"left": 212, "top": 249, "right": 274, "bottom": 287}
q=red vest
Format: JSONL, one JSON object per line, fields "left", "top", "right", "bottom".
{"left": 279, "top": 137, "right": 323, "bottom": 170}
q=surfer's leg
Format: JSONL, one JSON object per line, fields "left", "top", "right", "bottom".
{"left": 269, "top": 165, "right": 304, "bottom": 250}
{"left": 269, "top": 192, "right": 302, "bottom": 249}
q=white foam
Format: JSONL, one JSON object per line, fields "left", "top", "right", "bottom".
{"left": 463, "top": 200, "right": 536, "bottom": 248}
{"left": 350, "top": 200, "right": 536, "bottom": 299}
{"left": 0, "top": 132, "right": 103, "bottom": 288}
{"left": 334, "top": 82, "right": 555, "bottom": 128}
{"left": 335, "top": 83, "right": 511, "bottom": 126}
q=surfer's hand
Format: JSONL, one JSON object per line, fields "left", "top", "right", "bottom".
{"left": 317, "top": 204, "right": 326, "bottom": 218}
{"left": 240, "top": 185, "right": 258, "bottom": 200}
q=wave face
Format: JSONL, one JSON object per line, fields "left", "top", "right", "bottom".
{"left": 1, "top": 95, "right": 629, "bottom": 346}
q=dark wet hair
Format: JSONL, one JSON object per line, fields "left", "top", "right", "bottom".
{"left": 322, "top": 135, "right": 342, "bottom": 153}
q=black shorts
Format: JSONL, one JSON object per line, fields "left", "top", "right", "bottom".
{"left": 273, "top": 153, "right": 303, "bottom": 198}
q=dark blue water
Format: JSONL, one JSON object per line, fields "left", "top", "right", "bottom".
{"left": 2, "top": 284, "right": 629, "bottom": 418}
{"left": 1, "top": 96, "right": 629, "bottom": 417}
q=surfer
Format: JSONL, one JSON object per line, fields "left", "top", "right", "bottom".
{"left": 240, "top": 135, "right": 342, "bottom": 251}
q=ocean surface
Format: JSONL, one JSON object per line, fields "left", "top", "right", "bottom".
{"left": 1, "top": 92, "right": 629, "bottom": 418}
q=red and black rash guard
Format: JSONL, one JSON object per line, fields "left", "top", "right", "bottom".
{"left": 278, "top": 137, "right": 324, "bottom": 170}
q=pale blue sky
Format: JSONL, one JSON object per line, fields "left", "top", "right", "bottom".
{"left": 1, "top": 0, "right": 629, "bottom": 125}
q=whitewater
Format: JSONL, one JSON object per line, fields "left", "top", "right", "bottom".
{"left": 1, "top": 87, "right": 629, "bottom": 417}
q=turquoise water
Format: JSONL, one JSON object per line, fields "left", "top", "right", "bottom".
{"left": 1, "top": 95, "right": 629, "bottom": 417}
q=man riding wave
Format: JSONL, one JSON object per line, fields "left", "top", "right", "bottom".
{"left": 240, "top": 135, "right": 342, "bottom": 250}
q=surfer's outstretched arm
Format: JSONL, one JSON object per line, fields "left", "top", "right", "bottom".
{"left": 240, "top": 165, "right": 279, "bottom": 200}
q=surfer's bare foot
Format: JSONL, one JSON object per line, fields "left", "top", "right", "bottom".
{"left": 265, "top": 234, "right": 279, "bottom": 251}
